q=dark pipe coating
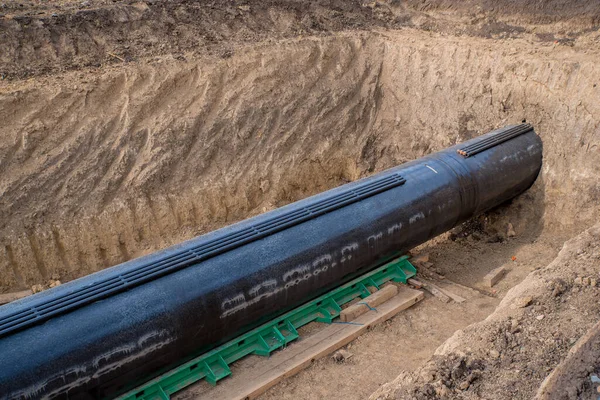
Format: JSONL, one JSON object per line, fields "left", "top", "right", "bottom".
{"left": 0, "top": 124, "right": 542, "bottom": 399}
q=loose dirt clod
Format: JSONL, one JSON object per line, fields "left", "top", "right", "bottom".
{"left": 48, "top": 280, "right": 61, "bottom": 288}
{"left": 332, "top": 349, "right": 354, "bottom": 363}
{"left": 31, "top": 284, "right": 44, "bottom": 294}
{"left": 512, "top": 296, "right": 533, "bottom": 309}
{"left": 506, "top": 223, "right": 516, "bottom": 238}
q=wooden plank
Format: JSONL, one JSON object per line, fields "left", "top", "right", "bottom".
{"left": 436, "top": 286, "right": 466, "bottom": 304}
{"left": 441, "top": 278, "right": 497, "bottom": 298}
{"left": 420, "top": 280, "right": 451, "bottom": 303}
{"left": 407, "top": 278, "right": 423, "bottom": 289}
{"left": 483, "top": 266, "right": 506, "bottom": 287}
{"left": 420, "top": 279, "right": 472, "bottom": 303}
{"left": 339, "top": 284, "right": 398, "bottom": 322}
{"left": 183, "top": 286, "right": 424, "bottom": 400}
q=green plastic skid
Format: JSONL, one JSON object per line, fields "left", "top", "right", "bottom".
{"left": 116, "top": 255, "right": 416, "bottom": 400}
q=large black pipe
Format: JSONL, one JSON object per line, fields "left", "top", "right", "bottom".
{"left": 0, "top": 124, "right": 542, "bottom": 399}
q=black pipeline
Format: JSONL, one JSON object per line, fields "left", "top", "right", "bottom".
{"left": 0, "top": 124, "right": 542, "bottom": 399}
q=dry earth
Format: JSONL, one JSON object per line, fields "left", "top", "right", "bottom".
{"left": 1, "top": 1, "right": 600, "bottom": 399}
{"left": 371, "top": 224, "right": 600, "bottom": 400}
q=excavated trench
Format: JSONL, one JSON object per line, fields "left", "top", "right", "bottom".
{"left": 1, "top": 30, "right": 599, "bottom": 293}
{"left": 1, "top": 3, "right": 600, "bottom": 395}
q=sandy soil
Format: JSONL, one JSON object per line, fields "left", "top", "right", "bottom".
{"left": 1, "top": 1, "right": 600, "bottom": 399}
{"left": 372, "top": 224, "right": 600, "bottom": 400}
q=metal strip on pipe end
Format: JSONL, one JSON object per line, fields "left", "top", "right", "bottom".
{"left": 457, "top": 123, "right": 533, "bottom": 158}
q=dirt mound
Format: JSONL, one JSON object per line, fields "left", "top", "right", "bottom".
{"left": 0, "top": 0, "right": 405, "bottom": 80}
{"left": 371, "top": 224, "right": 600, "bottom": 400}
{"left": 404, "top": 0, "right": 600, "bottom": 23}
{"left": 2, "top": 0, "right": 599, "bottom": 80}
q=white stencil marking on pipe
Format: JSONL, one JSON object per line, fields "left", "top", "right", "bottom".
{"left": 409, "top": 212, "right": 425, "bottom": 224}
{"left": 425, "top": 165, "right": 438, "bottom": 174}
